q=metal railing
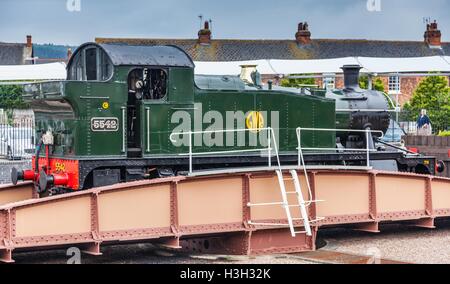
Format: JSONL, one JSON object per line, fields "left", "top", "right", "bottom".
{"left": 170, "top": 127, "right": 280, "bottom": 175}
{"left": 0, "top": 119, "right": 35, "bottom": 160}
{"left": 169, "top": 127, "right": 385, "bottom": 175}
{"left": 296, "top": 128, "right": 385, "bottom": 170}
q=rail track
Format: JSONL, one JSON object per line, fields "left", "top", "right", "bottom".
{"left": 0, "top": 169, "right": 449, "bottom": 263}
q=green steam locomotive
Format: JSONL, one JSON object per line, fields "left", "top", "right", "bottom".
{"left": 11, "top": 43, "right": 440, "bottom": 194}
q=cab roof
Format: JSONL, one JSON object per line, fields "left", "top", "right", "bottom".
{"left": 67, "top": 42, "right": 195, "bottom": 69}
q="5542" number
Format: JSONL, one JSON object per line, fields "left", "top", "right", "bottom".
{"left": 91, "top": 118, "right": 119, "bottom": 132}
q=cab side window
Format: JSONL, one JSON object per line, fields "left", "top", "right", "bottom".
{"left": 68, "top": 46, "right": 113, "bottom": 81}
{"left": 85, "top": 48, "right": 97, "bottom": 81}
{"left": 68, "top": 51, "right": 85, "bottom": 81}
{"left": 128, "top": 68, "right": 168, "bottom": 101}
{"left": 100, "top": 51, "right": 113, "bottom": 81}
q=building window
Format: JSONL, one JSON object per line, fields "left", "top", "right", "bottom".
{"left": 323, "top": 74, "right": 335, "bottom": 90}
{"left": 388, "top": 76, "right": 401, "bottom": 94}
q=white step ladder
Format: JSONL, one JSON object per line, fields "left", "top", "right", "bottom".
{"left": 248, "top": 170, "right": 314, "bottom": 237}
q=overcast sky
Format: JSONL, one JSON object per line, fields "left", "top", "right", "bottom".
{"left": 0, "top": 0, "right": 449, "bottom": 45}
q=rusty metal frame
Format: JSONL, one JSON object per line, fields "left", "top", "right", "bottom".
{"left": 0, "top": 170, "right": 449, "bottom": 262}
{"left": 0, "top": 182, "right": 35, "bottom": 207}
{"left": 313, "top": 171, "right": 449, "bottom": 232}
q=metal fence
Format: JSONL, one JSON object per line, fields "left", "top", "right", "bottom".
{"left": 0, "top": 118, "right": 35, "bottom": 160}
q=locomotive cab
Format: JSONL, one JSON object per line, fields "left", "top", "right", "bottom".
{"left": 14, "top": 43, "right": 197, "bottom": 193}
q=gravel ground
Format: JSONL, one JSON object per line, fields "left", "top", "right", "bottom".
{"left": 10, "top": 220, "right": 450, "bottom": 264}
{"left": 13, "top": 244, "right": 314, "bottom": 264}
{"left": 320, "top": 219, "right": 450, "bottom": 264}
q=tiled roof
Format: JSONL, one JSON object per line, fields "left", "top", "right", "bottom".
{"left": 96, "top": 38, "right": 450, "bottom": 61}
{"left": 0, "top": 43, "right": 29, "bottom": 65}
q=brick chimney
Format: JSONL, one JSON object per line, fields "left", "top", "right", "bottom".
{"left": 26, "top": 35, "right": 32, "bottom": 48}
{"left": 295, "top": 22, "right": 311, "bottom": 45}
{"left": 67, "top": 48, "right": 73, "bottom": 60}
{"left": 198, "top": 21, "right": 212, "bottom": 45}
{"left": 424, "top": 20, "right": 441, "bottom": 48}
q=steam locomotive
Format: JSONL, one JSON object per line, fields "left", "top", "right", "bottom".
{"left": 11, "top": 43, "right": 442, "bottom": 195}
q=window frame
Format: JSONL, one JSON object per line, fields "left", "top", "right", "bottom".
{"left": 388, "top": 75, "right": 401, "bottom": 95}
{"left": 322, "top": 74, "right": 336, "bottom": 90}
{"left": 85, "top": 47, "right": 98, "bottom": 81}
{"left": 127, "top": 67, "right": 169, "bottom": 102}
{"left": 68, "top": 46, "right": 114, "bottom": 82}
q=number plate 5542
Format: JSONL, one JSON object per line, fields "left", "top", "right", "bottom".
{"left": 91, "top": 118, "right": 119, "bottom": 132}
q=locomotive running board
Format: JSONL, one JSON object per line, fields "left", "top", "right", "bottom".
{"left": 186, "top": 165, "right": 372, "bottom": 177}
{"left": 0, "top": 170, "right": 449, "bottom": 263}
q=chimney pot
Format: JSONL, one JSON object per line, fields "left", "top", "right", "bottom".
{"left": 198, "top": 20, "right": 212, "bottom": 45}
{"left": 26, "top": 35, "right": 32, "bottom": 48}
{"left": 295, "top": 22, "right": 311, "bottom": 45}
{"left": 67, "top": 48, "right": 73, "bottom": 60}
{"left": 424, "top": 20, "right": 441, "bottom": 48}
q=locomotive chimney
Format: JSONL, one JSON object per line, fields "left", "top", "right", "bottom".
{"left": 341, "top": 65, "right": 362, "bottom": 91}
{"left": 424, "top": 20, "right": 442, "bottom": 48}
{"left": 198, "top": 21, "right": 212, "bottom": 45}
{"left": 295, "top": 22, "right": 311, "bottom": 45}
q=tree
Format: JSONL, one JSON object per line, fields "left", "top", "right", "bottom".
{"left": 359, "top": 76, "right": 386, "bottom": 92}
{"left": 403, "top": 76, "right": 450, "bottom": 132}
{"left": 280, "top": 75, "right": 316, "bottom": 88}
{"left": 0, "top": 84, "right": 28, "bottom": 110}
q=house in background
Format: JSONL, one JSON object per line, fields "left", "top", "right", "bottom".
{"left": 0, "top": 35, "right": 77, "bottom": 65}
{"left": 0, "top": 36, "right": 73, "bottom": 125}
{"left": 97, "top": 20, "right": 450, "bottom": 105}
{"left": 0, "top": 36, "right": 33, "bottom": 65}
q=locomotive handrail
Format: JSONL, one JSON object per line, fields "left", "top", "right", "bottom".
{"left": 335, "top": 109, "right": 400, "bottom": 113}
{"left": 296, "top": 127, "right": 384, "bottom": 136}
{"left": 169, "top": 127, "right": 386, "bottom": 176}
{"left": 170, "top": 127, "right": 281, "bottom": 175}
{"left": 296, "top": 127, "right": 385, "bottom": 168}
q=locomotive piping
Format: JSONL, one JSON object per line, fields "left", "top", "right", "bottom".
{"left": 35, "top": 139, "right": 44, "bottom": 175}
